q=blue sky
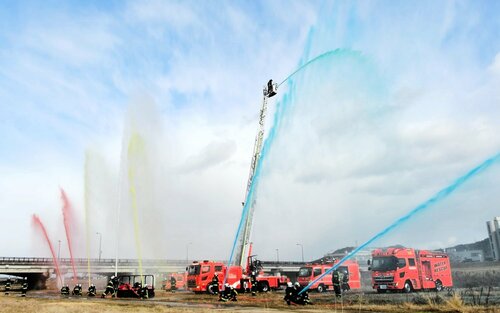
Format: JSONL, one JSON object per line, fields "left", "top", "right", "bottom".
{"left": 1, "top": 1, "right": 499, "bottom": 262}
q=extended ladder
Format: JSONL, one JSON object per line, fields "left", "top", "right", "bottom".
{"left": 234, "top": 80, "right": 277, "bottom": 269}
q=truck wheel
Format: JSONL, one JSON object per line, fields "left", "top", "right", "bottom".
{"left": 435, "top": 280, "right": 443, "bottom": 292}
{"left": 259, "top": 282, "right": 269, "bottom": 293}
{"left": 403, "top": 281, "right": 412, "bottom": 293}
{"left": 207, "top": 284, "right": 216, "bottom": 295}
{"left": 317, "top": 284, "right": 325, "bottom": 293}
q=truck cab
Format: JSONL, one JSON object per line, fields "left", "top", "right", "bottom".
{"left": 187, "top": 261, "right": 245, "bottom": 293}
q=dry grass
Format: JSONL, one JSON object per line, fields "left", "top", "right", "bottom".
{"left": 1, "top": 290, "right": 499, "bottom": 313}
{"left": 0, "top": 296, "right": 214, "bottom": 313}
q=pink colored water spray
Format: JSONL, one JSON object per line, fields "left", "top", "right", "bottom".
{"left": 32, "top": 214, "right": 63, "bottom": 286}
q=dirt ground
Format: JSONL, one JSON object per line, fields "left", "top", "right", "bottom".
{"left": 1, "top": 289, "right": 500, "bottom": 313}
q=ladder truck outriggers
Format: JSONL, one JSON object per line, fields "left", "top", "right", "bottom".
{"left": 187, "top": 80, "right": 288, "bottom": 294}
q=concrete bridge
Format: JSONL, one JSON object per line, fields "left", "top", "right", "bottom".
{"left": 0, "top": 257, "right": 303, "bottom": 289}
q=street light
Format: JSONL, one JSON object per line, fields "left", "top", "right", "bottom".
{"left": 296, "top": 243, "right": 304, "bottom": 262}
{"left": 96, "top": 232, "right": 102, "bottom": 262}
{"left": 275, "top": 248, "right": 280, "bottom": 262}
{"left": 186, "top": 243, "right": 191, "bottom": 264}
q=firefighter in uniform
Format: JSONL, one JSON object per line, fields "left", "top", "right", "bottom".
{"left": 267, "top": 79, "right": 277, "bottom": 97}
{"left": 342, "top": 270, "right": 350, "bottom": 292}
{"left": 87, "top": 284, "right": 96, "bottom": 297}
{"left": 140, "top": 284, "right": 149, "bottom": 299}
{"left": 21, "top": 277, "right": 28, "bottom": 297}
{"left": 60, "top": 284, "right": 70, "bottom": 296}
{"left": 294, "top": 282, "right": 312, "bottom": 305}
{"left": 219, "top": 283, "right": 238, "bottom": 302}
{"left": 250, "top": 270, "right": 258, "bottom": 296}
{"left": 332, "top": 269, "right": 344, "bottom": 298}
{"left": 210, "top": 274, "right": 219, "bottom": 295}
{"left": 72, "top": 283, "right": 82, "bottom": 296}
{"left": 101, "top": 278, "right": 115, "bottom": 298}
{"left": 284, "top": 282, "right": 294, "bottom": 305}
{"left": 5, "top": 278, "right": 11, "bottom": 295}
{"left": 170, "top": 275, "right": 176, "bottom": 292}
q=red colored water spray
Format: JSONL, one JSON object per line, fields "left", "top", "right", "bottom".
{"left": 32, "top": 214, "right": 63, "bottom": 286}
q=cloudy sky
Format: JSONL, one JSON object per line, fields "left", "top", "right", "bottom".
{"left": 1, "top": 1, "right": 499, "bottom": 263}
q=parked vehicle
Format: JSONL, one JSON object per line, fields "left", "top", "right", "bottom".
{"left": 297, "top": 260, "right": 361, "bottom": 292}
{"left": 369, "top": 247, "right": 453, "bottom": 293}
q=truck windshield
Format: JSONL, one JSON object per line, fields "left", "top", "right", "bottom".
{"left": 298, "top": 267, "right": 312, "bottom": 277}
{"left": 188, "top": 265, "right": 200, "bottom": 275}
{"left": 371, "top": 257, "right": 397, "bottom": 271}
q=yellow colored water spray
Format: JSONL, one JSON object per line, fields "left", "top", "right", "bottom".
{"left": 84, "top": 151, "right": 91, "bottom": 287}
{"left": 128, "top": 132, "right": 145, "bottom": 283}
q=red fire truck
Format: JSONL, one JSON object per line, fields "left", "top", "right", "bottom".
{"left": 369, "top": 247, "right": 453, "bottom": 293}
{"left": 162, "top": 272, "right": 187, "bottom": 291}
{"left": 187, "top": 256, "right": 289, "bottom": 294}
{"left": 297, "top": 260, "right": 361, "bottom": 292}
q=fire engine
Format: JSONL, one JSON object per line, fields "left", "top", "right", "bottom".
{"left": 187, "top": 254, "right": 289, "bottom": 293}
{"left": 187, "top": 81, "right": 288, "bottom": 294}
{"left": 162, "top": 272, "right": 187, "bottom": 290}
{"left": 297, "top": 260, "right": 361, "bottom": 292}
{"left": 116, "top": 274, "right": 155, "bottom": 298}
{"left": 369, "top": 247, "right": 453, "bottom": 293}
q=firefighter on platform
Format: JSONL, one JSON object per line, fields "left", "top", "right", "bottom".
{"left": 87, "top": 283, "right": 96, "bottom": 297}
{"left": 267, "top": 79, "right": 277, "bottom": 97}
{"left": 4, "top": 277, "right": 11, "bottom": 295}
{"left": 219, "top": 283, "right": 238, "bottom": 302}
{"left": 170, "top": 275, "right": 176, "bottom": 292}
{"left": 284, "top": 282, "right": 294, "bottom": 305}
{"left": 332, "top": 269, "right": 344, "bottom": 298}
{"left": 210, "top": 274, "right": 219, "bottom": 295}
{"left": 21, "top": 277, "right": 28, "bottom": 297}
{"left": 72, "top": 283, "right": 82, "bottom": 296}
{"left": 101, "top": 278, "right": 115, "bottom": 298}
{"left": 60, "top": 284, "right": 70, "bottom": 296}
{"left": 250, "top": 270, "right": 258, "bottom": 296}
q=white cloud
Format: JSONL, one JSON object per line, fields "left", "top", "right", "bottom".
{"left": 1, "top": 1, "right": 499, "bottom": 265}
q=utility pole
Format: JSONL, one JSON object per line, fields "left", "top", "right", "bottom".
{"left": 296, "top": 243, "right": 304, "bottom": 262}
{"left": 275, "top": 248, "right": 280, "bottom": 263}
{"left": 96, "top": 232, "right": 102, "bottom": 262}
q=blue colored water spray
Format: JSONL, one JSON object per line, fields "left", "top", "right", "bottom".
{"left": 222, "top": 50, "right": 343, "bottom": 290}
{"left": 299, "top": 152, "right": 500, "bottom": 295}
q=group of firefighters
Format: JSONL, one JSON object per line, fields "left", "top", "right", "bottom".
{"left": 2, "top": 277, "right": 28, "bottom": 297}
{"left": 198, "top": 269, "right": 348, "bottom": 305}
{"left": 60, "top": 276, "right": 149, "bottom": 299}
{"left": 283, "top": 268, "right": 348, "bottom": 305}
{"left": 3, "top": 268, "right": 349, "bottom": 304}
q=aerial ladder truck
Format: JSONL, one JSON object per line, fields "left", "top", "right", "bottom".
{"left": 186, "top": 80, "right": 288, "bottom": 293}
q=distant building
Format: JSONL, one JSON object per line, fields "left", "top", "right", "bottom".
{"left": 320, "top": 248, "right": 372, "bottom": 271}
{"left": 445, "top": 248, "right": 484, "bottom": 263}
{"left": 486, "top": 217, "right": 500, "bottom": 261}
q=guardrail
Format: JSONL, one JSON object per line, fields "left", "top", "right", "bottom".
{"left": 0, "top": 257, "right": 305, "bottom": 267}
